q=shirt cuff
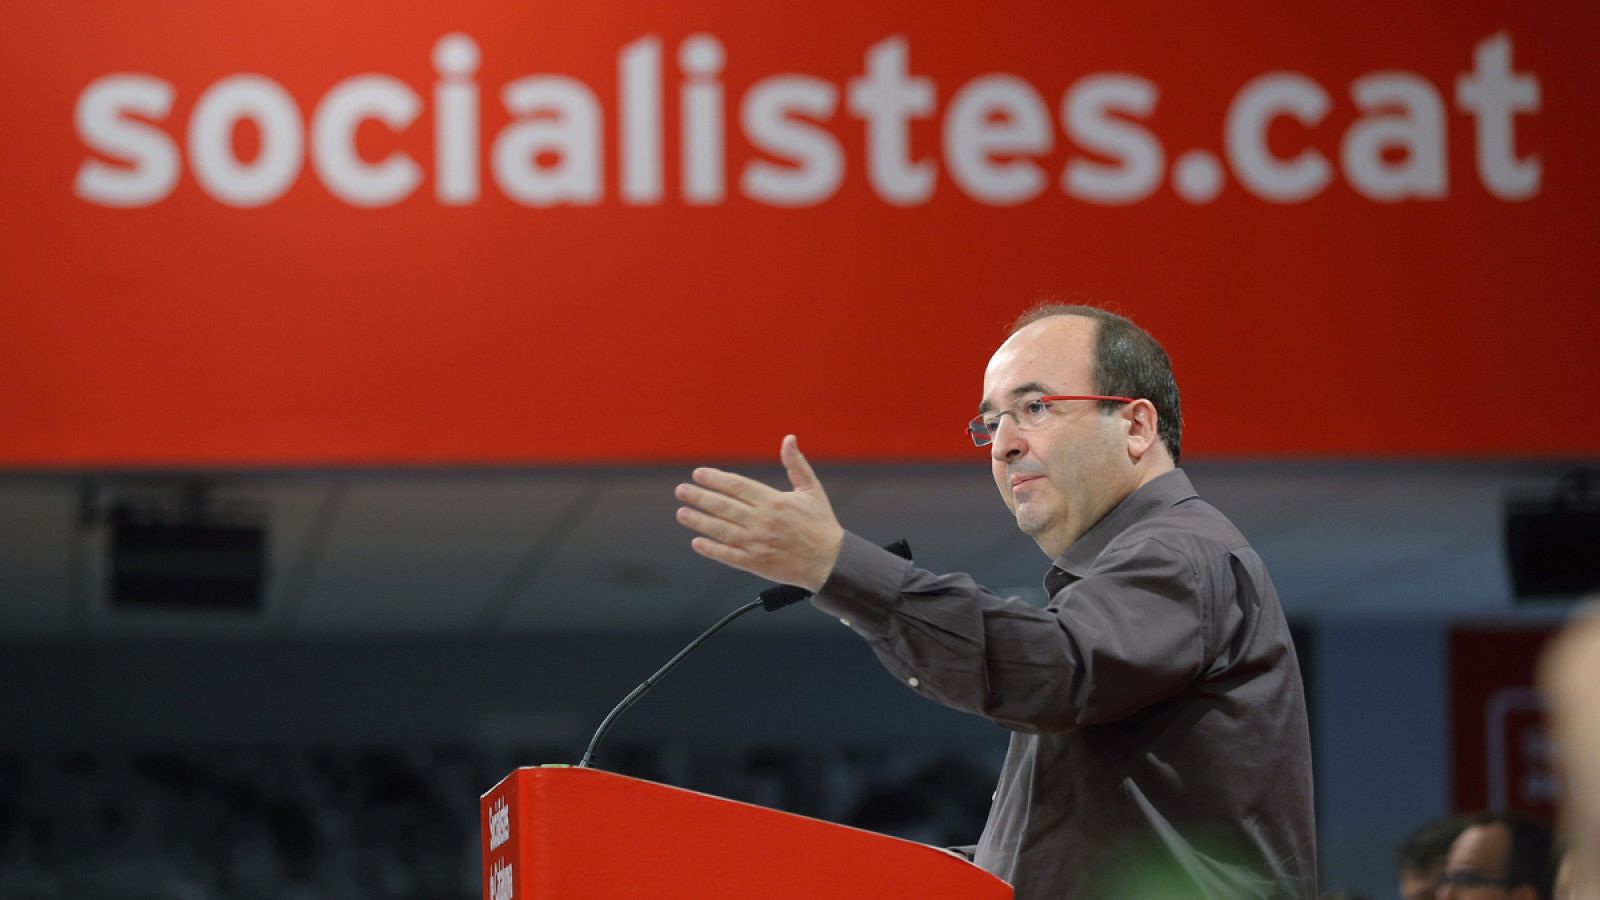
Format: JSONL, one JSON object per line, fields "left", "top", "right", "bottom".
{"left": 810, "top": 531, "right": 913, "bottom": 637}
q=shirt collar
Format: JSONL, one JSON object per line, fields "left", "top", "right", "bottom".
{"left": 1045, "top": 468, "right": 1197, "bottom": 592}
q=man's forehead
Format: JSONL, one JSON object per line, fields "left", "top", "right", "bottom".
{"left": 982, "top": 316, "right": 1096, "bottom": 400}
{"left": 978, "top": 381, "right": 1053, "bottom": 413}
{"left": 1451, "top": 824, "right": 1512, "bottom": 867}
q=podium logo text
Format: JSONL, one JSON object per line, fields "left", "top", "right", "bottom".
{"left": 489, "top": 796, "right": 510, "bottom": 850}
{"left": 489, "top": 858, "right": 514, "bottom": 900}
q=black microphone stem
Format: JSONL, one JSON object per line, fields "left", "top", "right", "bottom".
{"left": 576, "top": 540, "right": 910, "bottom": 770}
{"left": 577, "top": 598, "right": 763, "bottom": 769}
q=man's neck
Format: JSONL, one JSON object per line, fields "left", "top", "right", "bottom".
{"left": 1132, "top": 455, "right": 1177, "bottom": 491}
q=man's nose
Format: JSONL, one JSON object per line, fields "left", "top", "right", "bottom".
{"left": 989, "top": 415, "right": 1026, "bottom": 462}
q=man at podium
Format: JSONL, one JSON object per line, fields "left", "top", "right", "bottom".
{"left": 675, "top": 304, "right": 1317, "bottom": 899}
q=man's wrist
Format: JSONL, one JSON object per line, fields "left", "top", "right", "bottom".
{"left": 810, "top": 532, "right": 913, "bottom": 636}
{"left": 804, "top": 525, "right": 845, "bottom": 592}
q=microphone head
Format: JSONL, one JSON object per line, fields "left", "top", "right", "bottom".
{"left": 757, "top": 539, "right": 913, "bottom": 612}
{"left": 757, "top": 584, "right": 811, "bottom": 612}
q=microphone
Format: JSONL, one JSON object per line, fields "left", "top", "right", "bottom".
{"left": 756, "top": 538, "right": 913, "bottom": 611}
{"left": 576, "top": 539, "right": 913, "bottom": 769}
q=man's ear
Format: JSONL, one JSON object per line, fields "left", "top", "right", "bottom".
{"left": 1125, "top": 398, "right": 1160, "bottom": 460}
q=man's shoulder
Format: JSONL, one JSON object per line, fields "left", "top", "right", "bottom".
{"left": 1108, "top": 494, "right": 1252, "bottom": 567}
{"left": 1059, "top": 470, "right": 1260, "bottom": 581}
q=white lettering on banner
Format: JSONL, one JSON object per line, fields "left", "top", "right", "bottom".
{"left": 1457, "top": 32, "right": 1542, "bottom": 200}
{"left": 1063, "top": 74, "right": 1163, "bottom": 204}
{"left": 945, "top": 75, "right": 1051, "bottom": 206}
{"left": 71, "top": 31, "right": 1543, "bottom": 209}
{"left": 680, "top": 34, "right": 726, "bottom": 205}
{"left": 488, "top": 796, "right": 510, "bottom": 850}
{"left": 741, "top": 76, "right": 843, "bottom": 206}
{"left": 434, "top": 34, "right": 481, "bottom": 205}
{"left": 1342, "top": 73, "right": 1448, "bottom": 202}
{"left": 493, "top": 76, "right": 603, "bottom": 205}
{"left": 620, "top": 36, "right": 662, "bottom": 204}
{"left": 489, "top": 858, "right": 514, "bottom": 900}
{"left": 1226, "top": 72, "right": 1331, "bottom": 203}
{"left": 311, "top": 75, "right": 422, "bottom": 207}
{"left": 187, "top": 75, "right": 305, "bottom": 207}
{"left": 1172, "top": 150, "right": 1224, "bottom": 204}
{"left": 75, "top": 74, "right": 179, "bottom": 206}
{"left": 847, "top": 36, "right": 937, "bottom": 205}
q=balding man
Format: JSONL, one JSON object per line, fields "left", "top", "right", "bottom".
{"left": 675, "top": 304, "right": 1317, "bottom": 898}
{"left": 1436, "top": 813, "right": 1553, "bottom": 900}
{"left": 1399, "top": 816, "right": 1469, "bottom": 900}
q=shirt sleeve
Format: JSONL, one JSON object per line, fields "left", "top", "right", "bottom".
{"left": 812, "top": 530, "right": 1209, "bottom": 733}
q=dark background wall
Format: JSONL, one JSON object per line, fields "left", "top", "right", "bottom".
{"left": 0, "top": 615, "right": 1505, "bottom": 898}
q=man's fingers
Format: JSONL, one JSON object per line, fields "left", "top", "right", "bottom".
{"left": 675, "top": 505, "right": 742, "bottom": 545}
{"left": 780, "top": 435, "right": 821, "bottom": 492}
{"left": 690, "top": 467, "right": 773, "bottom": 504}
{"left": 674, "top": 482, "right": 751, "bottom": 522}
{"left": 689, "top": 536, "right": 755, "bottom": 571}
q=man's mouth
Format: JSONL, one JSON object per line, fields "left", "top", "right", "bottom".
{"left": 1010, "top": 474, "right": 1045, "bottom": 490}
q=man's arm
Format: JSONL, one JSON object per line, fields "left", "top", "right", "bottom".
{"left": 674, "top": 439, "right": 1209, "bottom": 733}
{"left": 815, "top": 532, "right": 1208, "bottom": 732}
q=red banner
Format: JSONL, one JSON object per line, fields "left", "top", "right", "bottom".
{"left": 3, "top": 2, "right": 1597, "bottom": 465}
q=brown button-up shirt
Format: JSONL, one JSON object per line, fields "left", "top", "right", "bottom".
{"left": 813, "top": 469, "right": 1317, "bottom": 899}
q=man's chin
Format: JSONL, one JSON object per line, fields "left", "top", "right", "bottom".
{"left": 1014, "top": 508, "right": 1048, "bottom": 537}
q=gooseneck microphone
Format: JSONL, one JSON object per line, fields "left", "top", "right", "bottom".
{"left": 576, "top": 539, "right": 913, "bottom": 769}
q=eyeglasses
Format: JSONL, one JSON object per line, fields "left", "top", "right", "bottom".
{"left": 967, "top": 394, "right": 1136, "bottom": 447}
{"left": 1435, "top": 870, "right": 1515, "bottom": 890}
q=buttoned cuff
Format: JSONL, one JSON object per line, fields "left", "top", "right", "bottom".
{"left": 810, "top": 531, "right": 913, "bottom": 638}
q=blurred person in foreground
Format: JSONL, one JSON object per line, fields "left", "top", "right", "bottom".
{"left": 1543, "top": 609, "right": 1600, "bottom": 900}
{"left": 1554, "top": 841, "right": 1600, "bottom": 900}
{"left": 1436, "top": 812, "right": 1552, "bottom": 900}
{"left": 1398, "top": 816, "right": 1469, "bottom": 900}
{"left": 674, "top": 304, "right": 1316, "bottom": 898}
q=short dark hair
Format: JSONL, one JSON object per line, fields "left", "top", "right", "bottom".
{"left": 1464, "top": 812, "right": 1554, "bottom": 898}
{"left": 1398, "top": 815, "right": 1468, "bottom": 872}
{"left": 1011, "top": 303, "right": 1183, "bottom": 464}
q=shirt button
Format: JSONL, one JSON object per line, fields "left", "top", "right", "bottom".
{"left": 907, "top": 677, "right": 920, "bottom": 688}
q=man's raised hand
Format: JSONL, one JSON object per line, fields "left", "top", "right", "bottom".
{"left": 674, "top": 435, "right": 844, "bottom": 592}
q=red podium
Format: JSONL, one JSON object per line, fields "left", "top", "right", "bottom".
{"left": 480, "top": 766, "right": 1012, "bottom": 899}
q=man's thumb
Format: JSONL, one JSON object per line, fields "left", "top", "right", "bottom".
{"left": 781, "top": 435, "right": 820, "bottom": 491}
